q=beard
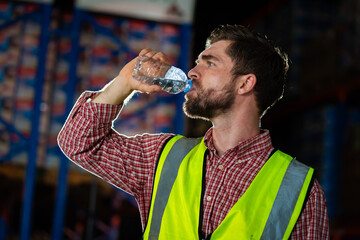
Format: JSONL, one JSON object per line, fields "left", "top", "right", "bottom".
{"left": 183, "top": 80, "right": 236, "bottom": 120}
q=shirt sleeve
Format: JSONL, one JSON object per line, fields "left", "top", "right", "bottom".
{"left": 290, "top": 179, "right": 330, "bottom": 240}
{"left": 57, "top": 91, "right": 174, "bottom": 198}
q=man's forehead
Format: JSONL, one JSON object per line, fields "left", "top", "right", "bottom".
{"left": 198, "top": 40, "right": 232, "bottom": 61}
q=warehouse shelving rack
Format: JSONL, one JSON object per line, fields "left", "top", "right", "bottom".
{"left": 0, "top": 1, "right": 192, "bottom": 239}
{"left": 0, "top": 2, "right": 52, "bottom": 239}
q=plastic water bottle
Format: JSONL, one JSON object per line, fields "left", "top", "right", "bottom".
{"left": 132, "top": 55, "right": 192, "bottom": 94}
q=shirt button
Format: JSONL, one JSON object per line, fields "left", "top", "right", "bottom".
{"left": 206, "top": 196, "right": 212, "bottom": 202}
{"left": 238, "top": 159, "right": 242, "bottom": 164}
{"left": 218, "top": 165, "right": 224, "bottom": 170}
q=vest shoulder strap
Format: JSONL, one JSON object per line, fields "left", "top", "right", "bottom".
{"left": 145, "top": 136, "right": 203, "bottom": 239}
{"left": 261, "top": 152, "right": 314, "bottom": 239}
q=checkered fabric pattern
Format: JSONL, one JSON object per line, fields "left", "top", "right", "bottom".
{"left": 58, "top": 91, "right": 329, "bottom": 239}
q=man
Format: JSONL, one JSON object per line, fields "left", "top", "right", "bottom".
{"left": 58, "top": 25, "right": 329, "bottom": 239}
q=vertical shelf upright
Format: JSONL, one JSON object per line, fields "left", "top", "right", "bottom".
{"left": 0, "top": 1, "right": 193, "bottom": 238}
{"left": 19, "top": 3, "right": 52, "bottom": 240}
{"left": 51, "top": 8, "right": 81, "bottom": 240}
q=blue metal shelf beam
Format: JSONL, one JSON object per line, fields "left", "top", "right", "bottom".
{"left": 20, "top": 3, "right": 52, "bottom": 240}
{"left": 175, "top": 23, "right": 191, "bottom": 135}
{"left": 51, "top": 8, "right": 82, "bottom": 240}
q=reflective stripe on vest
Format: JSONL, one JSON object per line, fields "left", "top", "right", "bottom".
{"left": 143, "top": 136, "right": 314, "bottom": 240}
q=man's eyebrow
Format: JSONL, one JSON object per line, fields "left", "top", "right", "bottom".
{"left": 201, "top": 54, "right": 220, "bottom": 62}
{"left": 196, "top": 54, "right": 220, "bottom": 64}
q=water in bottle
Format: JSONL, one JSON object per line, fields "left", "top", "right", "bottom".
{"left": 132, "top": 55, "right": 192, "bottom": 94}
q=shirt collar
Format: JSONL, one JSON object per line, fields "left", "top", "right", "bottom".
{"left": 203, "top": 127, "right": 273, "bottom": 163}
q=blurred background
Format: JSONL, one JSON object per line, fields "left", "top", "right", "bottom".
{"left": 0, "top": 0, "right": 359, "bottom": 239}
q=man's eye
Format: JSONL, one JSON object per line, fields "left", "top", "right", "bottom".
{"left": 208, "top": 61, "right": 215, "bottom": 67}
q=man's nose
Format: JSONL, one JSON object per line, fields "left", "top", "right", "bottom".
{"left": 188, "top": 66, "right": 199, "bottom": 80}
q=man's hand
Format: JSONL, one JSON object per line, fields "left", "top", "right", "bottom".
{"left": 92, "top": 48, "right": 169, "bottom": 105}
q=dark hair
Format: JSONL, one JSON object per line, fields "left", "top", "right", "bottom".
{"left": 206, "top": 24, "right": 289, "bottom": 118}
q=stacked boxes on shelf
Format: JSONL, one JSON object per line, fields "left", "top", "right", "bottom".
{"left": 0, "top": 2, "right": 41, "bottom": 164}
{"left": 77, "top": 13, "right": 182, "bottom": 138}
{"left": 1, "top": 3, "right": 186, "bottom": 168}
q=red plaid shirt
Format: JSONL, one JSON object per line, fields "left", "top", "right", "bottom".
{"left": 58, "top": 91, "right": 329, "bottom": 239}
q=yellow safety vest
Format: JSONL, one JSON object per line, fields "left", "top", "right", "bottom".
{"left": 143, "top": 135, "right": 314, "bottom": 240}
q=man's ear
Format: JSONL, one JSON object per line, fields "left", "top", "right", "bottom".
{"left": 237, "top": 73, "right": 257, "bottom": 95}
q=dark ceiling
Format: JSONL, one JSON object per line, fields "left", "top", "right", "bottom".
{"left": 192, "top": 0, "right": 273, "bottom": 58}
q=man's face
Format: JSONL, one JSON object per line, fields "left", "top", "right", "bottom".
{"left": 183, "top": 40, "right": 237, "bottom": 120}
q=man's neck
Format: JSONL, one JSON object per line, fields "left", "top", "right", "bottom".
{"left": 211, "top": 110, "right": 260, "bottom": 156}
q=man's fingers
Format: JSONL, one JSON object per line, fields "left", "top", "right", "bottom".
{"left": 153, "top": 52, "right": 169, "bottom": 63}
{"left": 138, "top": 48, "right": 169, "bottom": 64}
{"left": 137, "top": 83, "right": 162, "bottom": 94}
{"left": 139, "top": 48, "right": 157, "bottom": 58}
{"left": 139, "top": 48, "right": 153, "bottom": 56}
{"left": 133, "top": 48, "right": 168, "bottom": 94}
